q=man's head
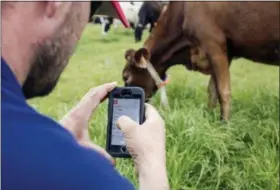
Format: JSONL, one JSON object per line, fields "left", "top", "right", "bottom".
{"left": 23, "top": 2, "right": 92, "bottom": 99}
{"left": 1, "top": 1, "right": 128, "bottom": 99}
{"left": 2, "top": 2, "right": 91, "bottom": 99}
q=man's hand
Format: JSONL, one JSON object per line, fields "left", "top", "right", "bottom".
{"left": 117, "top": 104, "right": 169, "bottom": 190}
{"left": 60, "top": 82, "right": 117, "bottom": 164}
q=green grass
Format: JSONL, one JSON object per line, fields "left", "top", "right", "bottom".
{"left": 28, "top": 24, "right": 279, "bottom": 190}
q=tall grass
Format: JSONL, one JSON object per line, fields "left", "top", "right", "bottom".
{"left": 29, "top": 24, "right": 279, "bottom": 190}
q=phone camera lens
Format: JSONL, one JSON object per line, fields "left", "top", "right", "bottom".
{"left": 121, "top": 89, "right": 132, "bottom": 97}
{"left": 120, "top": 147, "right": 127, "bottom": 153}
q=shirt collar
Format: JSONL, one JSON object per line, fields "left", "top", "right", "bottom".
{"left": 1, "top": 57, "right": 25, "bottom": 98}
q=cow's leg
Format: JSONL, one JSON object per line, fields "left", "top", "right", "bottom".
{"left": 207, "top": 55, "right": 233, "bottom": 110}
{"left": 104, "top": 23, "right": 111, "bottom": 34}
{"left": 213, "top": 56, "right": 231, "bottom": 121}
{"left": 205, "top": 43, "right": 231, "bottom": 121}
{"left": 104, "top": 17, "right": 113, "bottom": 34}
{"left": 135, "top": 24, "right": 144, "bottom": 42}
{"left": 207, "top": 75, "right": 218, "bottom": 109}
{"left": 149, "top": 22, "right": 155, "bottom": 33}
{"left": 100, "top": 17, "right": 106, "bottom": 36}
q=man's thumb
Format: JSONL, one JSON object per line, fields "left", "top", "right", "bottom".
{"left": 116, "top": 116, "right": 137, "bottom": 138}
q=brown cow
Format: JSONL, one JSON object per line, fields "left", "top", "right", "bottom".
{"left": 122, "top": 2, "right": 280, "bottom": 121}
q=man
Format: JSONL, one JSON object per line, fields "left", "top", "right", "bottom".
{"left": 1, "top": 2, "right": 169, "bottom": 190}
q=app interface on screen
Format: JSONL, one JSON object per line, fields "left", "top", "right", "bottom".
{"left": 111, "top": 98, "right": 140, "bottom": 146}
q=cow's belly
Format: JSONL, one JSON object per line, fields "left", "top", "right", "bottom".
{"left": 230, "top": 40, "right": 280, "bottom": 65}
{"left": 184, "top": 64, "right": 212, "bottom": 75}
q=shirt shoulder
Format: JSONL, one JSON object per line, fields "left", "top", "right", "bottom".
{"left": 1, "top": 80, "right": 135, "bottom": 190}
{"left": 2, "top": 98, "right": 135, "bottom": 190}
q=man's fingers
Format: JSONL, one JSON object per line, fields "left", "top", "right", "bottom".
{"left": 89, "top": 82, "right": 117, "bottom": 102}
{"left": 100, "top": 93, "right": 109, "bottom": 103}
{"left": 99, "top": 81, "right": 118, "bottom": 102}
{"left": 81, "top": 82, "right": 117, "bottom": 111}
{"left": 144, "top": 103, "right": 163, "bottom": 122}
{"left": 116, "top": 116, "right": 138, "bottom": 138}
{"left": 99, "top": 81, "right": 118, "bottom": 97}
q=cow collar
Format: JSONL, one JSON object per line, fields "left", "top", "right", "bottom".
{"left": 161, "top": 73, "right": 169, "bottom": 87}
{"left": 146, "top": 61, "right": 169, "bottom": 89}
{"left": 145, "top": 61, "right": 170, "bottom": 108}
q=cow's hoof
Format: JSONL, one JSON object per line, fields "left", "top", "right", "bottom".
{"left": 208, "top": 102, "right": 217, "bottom": 109}
{"left": 219, "top": 120, "right": 230, "bottom": 127}
{"left": 220, "top": 116, "right": 230, "bottom": 124}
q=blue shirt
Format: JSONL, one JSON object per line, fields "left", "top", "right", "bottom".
{"left": 1, "top": 58, "right": 135, "bottom": 190}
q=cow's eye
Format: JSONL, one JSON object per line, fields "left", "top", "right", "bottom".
{"left": 123, "top": 75, "right": 128, "bottom": 81}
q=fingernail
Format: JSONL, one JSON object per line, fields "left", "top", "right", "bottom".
{"left": 112, "top": 81, "right": 118, "bottom": 86}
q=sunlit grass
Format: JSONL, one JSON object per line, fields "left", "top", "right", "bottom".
{"left": 29, "top": 24, "right": 279, "bottom": 190}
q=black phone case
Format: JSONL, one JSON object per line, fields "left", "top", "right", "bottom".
{"left": 106, "top": 87, "right": 145, "bottom": 158}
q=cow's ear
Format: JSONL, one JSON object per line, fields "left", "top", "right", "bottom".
{"left": 125, "top": 49, "right": 136, "bottom": 62}
{"left": 134, "top": 48, "right": 149, "bottom": 68}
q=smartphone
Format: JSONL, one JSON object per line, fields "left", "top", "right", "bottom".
{"left": 106, "top": 87, "right": 145, "bottom": 158}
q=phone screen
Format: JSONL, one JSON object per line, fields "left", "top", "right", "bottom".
{"left": 111, "top": 98, "right": 140, "bottom": 146}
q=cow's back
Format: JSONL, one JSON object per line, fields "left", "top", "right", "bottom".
{"left": 219, "top": 2, "right": 278, "bottom": 44}
{"left": 183, "top": 2, "right": 280, "bottom": 63}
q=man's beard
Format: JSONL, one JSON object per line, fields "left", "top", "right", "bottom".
{"left": 23, "top": 13, "right": 77, "bottom": 99}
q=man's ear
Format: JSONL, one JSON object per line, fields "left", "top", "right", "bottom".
{"left": 134, "top": 48, "right": 149, "bottom": 68}
{"left": 45, "top": 2, "right": 72, "bottom": 18}
{"left": 42, "top": 2, "right": 72, "bottom": 30}
{"left": 36, "top": 2, "right": 72, "bottom": 39}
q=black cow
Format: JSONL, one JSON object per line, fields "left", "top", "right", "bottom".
{"left": 134, "top": 2, "right": 166, "bottom": 42}
{"left": 90, "top": 16, "right": 114, "bottom": 36}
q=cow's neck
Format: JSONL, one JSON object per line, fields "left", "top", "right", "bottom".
{"left": 143, "top": 2, "right": 194, "bottom": 78}
{"left": 150, "top": 53, "right": 184, "bottom": 81}
{"left": 144, "top": 33, "right": 194, "bottom": 80}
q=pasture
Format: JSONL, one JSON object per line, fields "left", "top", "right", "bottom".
{"left": 28, "top": 24, "right": 279, "bottom": 190}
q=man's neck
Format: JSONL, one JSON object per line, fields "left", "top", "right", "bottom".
{"left": 1, "top": 12, "right": 32, "bottom": 87}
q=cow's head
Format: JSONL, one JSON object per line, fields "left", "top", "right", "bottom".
{"left": 122, "top": 48, "right": 165, "bottom": 101}
{"left": 122, "top": 45, "right": 211, "bottom": 101}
